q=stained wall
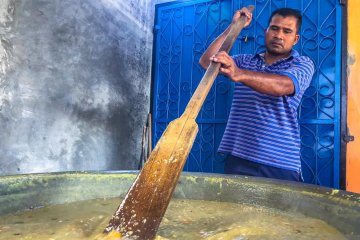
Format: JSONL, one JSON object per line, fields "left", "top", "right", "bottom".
{"left": 0, "top": 0, "right": 168, "bottom": 174}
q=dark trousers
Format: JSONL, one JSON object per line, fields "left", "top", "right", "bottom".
{"left": 224, "top": 154, "right": 302, "bottom": 182}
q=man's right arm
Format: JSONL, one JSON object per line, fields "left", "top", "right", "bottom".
{"left": 198, "top": 26, "right": 232, "bottom": 69}
{"left": 198, "top": 8, "right": 252, "bottom": 69}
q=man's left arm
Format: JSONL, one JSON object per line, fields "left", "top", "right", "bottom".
{"left": 231, "top": 69, "right": 295, "bottom": 96}
{"left": 210, "top": 51, "right": 314, "bottom": 97}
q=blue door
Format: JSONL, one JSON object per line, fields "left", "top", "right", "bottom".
{"left": 152, "top": 0, "right": 343, "bottom": 188}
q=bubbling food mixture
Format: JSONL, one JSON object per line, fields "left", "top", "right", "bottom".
{"left": 0, "top": 198, "right": 346, "bottom": 240}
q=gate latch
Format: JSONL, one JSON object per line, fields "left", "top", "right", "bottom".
{"left": 343, "top": 127, "right": 355, "bottom": 143}
{"left": 240, "top": 35, "right": 254, "bottom": 43}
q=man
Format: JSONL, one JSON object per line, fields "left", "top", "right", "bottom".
{"left": 199, "top": 8, "right": 315, "bottom": 182}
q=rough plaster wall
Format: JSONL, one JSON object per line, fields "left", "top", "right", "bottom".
{"left": 0, "top": 0, "right": 163, "bottom": 175}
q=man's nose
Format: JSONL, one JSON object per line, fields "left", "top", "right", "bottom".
{"left": 274, "top": 31, "right": 284, "bottom": 40}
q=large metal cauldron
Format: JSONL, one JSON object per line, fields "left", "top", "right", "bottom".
{"left": 0, "top": 171, "right": 359, "bottom": 238}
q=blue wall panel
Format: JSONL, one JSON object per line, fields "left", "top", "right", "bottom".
{"left": 153, "top": 0, "right": 342, "bottom": 188}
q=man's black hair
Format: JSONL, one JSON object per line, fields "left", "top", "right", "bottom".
{"left": 269, "top": 8, "right": 302, "bottom": 33}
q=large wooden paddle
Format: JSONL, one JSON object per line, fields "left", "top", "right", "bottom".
{"left": 104, "top": 6, "right": 254, "bottom": 239}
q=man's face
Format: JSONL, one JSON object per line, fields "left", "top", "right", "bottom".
{"left": 265, "top": 14, "right": 300, "bottom": 56}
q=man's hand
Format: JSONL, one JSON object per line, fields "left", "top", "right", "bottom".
{"left": 232, "top": 7, "right": 252, "bottom": 27}
{"left": 199, "top": 7, "right": 253, "bottom": 69}
{"left": 210, "top": 51, "right": 241, "bottom": 82}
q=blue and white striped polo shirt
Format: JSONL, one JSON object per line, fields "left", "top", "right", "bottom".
{"left": 218, "top": 50, "right": 315, "bottom": 173}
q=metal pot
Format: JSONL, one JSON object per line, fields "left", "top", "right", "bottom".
{"left": 0, "top": 171, "right": 359, "bottom": 237}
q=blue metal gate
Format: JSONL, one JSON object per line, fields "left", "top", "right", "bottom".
{"left": 152, "top": 0, "right": 342, "bottom": 188}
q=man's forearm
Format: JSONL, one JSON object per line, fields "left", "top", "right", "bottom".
{"left": 198, "top": 24, "right": 232, "bottom": 69}
{"left": 233, "top": 69, "right": 295, "bottom": 97}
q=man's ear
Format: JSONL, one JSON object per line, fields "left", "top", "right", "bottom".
{"left": 294, "top": 34, "right": 300, "bottom": 46}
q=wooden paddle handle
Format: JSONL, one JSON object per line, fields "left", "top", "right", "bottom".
{"left": 183, "top": 5, "right": 254, "bottom": 120}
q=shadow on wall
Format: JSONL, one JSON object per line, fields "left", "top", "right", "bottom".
{"left": 0, "top": 0, "right": 156, "bottom": 175}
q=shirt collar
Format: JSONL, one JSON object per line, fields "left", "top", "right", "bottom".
{"left": 253, "top": 49, "right": 299, "bottom": 62}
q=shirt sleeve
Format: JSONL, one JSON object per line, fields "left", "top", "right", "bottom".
{"left": 279, "top": 56, "right": 315, "bottom": 95}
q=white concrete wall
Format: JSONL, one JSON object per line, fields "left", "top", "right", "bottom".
{"left": 0, "top": 0, "right": 172, "bottom": 174}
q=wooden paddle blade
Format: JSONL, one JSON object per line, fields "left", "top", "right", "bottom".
{"left": 104, "top": 116, "right": 198, "bottom": 239}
